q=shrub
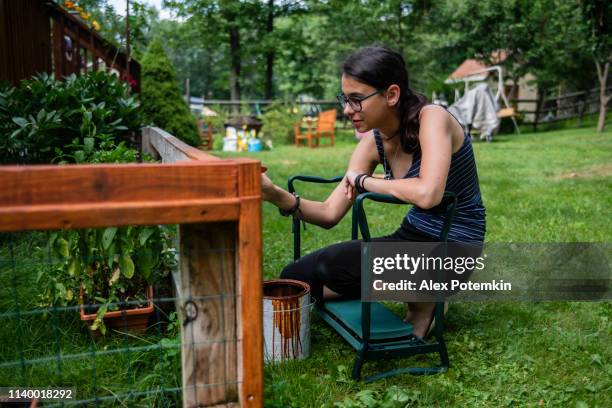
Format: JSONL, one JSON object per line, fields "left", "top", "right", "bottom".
{"left": 37, "top": 126, "right": 175, "bottom": 335}
{"left": 0, "top": 72, "right": 141, "bottom": 164}
{"left": 140, "top": 38, "right": 200, "bottom": 146}
{"left": 260, "top": 101, "right": 301, "bottom": 145}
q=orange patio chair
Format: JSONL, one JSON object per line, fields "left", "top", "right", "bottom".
{"left": 294, "top": 109, "right": 337, "bottom": 148}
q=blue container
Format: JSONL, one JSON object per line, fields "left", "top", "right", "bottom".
{"left": 248, "top": 138, "right": 263, "bottom": 152}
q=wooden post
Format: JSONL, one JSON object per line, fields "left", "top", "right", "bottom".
{"left": 142, "top": 128, "right": 263, "bottom": 408}
{"left": 140, "top": 127, "right": 159, "bottom": 161}
{"left": 533, "top": 89, "right": 546, "bottom": 133}
{"left": 82, "top": 47, "right": 87, "bottom": 73}
{"left": 578, "top": 89, "right": 589, "bottom": 126}
{"left": 185, "top": 78, "right": 191, "bottom": 104}
{"left": 180, "top": 222, "right": 239, "bottom": 407}
{"left": 74, "top": 22, "right": 81, "bottom": 74}
{"left": 235, "top": 160, "right": 263, "bottom": 407}
{"left": 175, "top": 156, "right": 262, "bottom": 408}
{"left": 90, "top": 32, "right": 98, "bottom": 71}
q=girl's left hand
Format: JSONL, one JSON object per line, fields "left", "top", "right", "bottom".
{"left": 344, "top": 170, "right": 364, "bottom": 201}
{"left": 345, "top": 170, "right": 359, "bottom": 187}
{"left": 343, "top": 175, "right": 354, "bottom": 201}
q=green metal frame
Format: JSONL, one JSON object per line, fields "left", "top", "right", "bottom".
{"left": 288, "top": 175, "right": 458, "bottom": 382}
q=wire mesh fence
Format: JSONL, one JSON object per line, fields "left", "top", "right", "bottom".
{"left": 0, "top": 229, "right": 245, "bottom": 407}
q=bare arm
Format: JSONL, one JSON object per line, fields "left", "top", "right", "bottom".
{"left": 262, "top": 134, "right": 379, "bottom": 229}
{"left": 349, "top": 106, "right": 453, "bottom": 209}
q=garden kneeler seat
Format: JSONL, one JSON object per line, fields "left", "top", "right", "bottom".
{"left": 323, "top": 300, "right": 414, "bottom": 341}
{"left": 288, "top": 175, "right": 457, "bottom": 382}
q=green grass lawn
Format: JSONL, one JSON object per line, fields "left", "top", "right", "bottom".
{"left": 1, "top": 126, "right": 610, "bottom": 407}
{"left": 218, "top": 126, "right": 612, "bottom": 407}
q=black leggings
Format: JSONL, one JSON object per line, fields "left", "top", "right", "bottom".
{"left": 280, "top": 221, "right": 438, "bottom": 302}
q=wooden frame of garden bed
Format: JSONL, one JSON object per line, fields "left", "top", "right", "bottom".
{"left": 0, "top": 127, "right": 263, "bottom": 408}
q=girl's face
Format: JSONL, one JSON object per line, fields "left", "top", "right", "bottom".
{"left": 340, "top": 74, "right": 400, "bottom": 133}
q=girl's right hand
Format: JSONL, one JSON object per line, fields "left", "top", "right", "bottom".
{"left": 261, "top": 172, "right": 278, "bottom": 202}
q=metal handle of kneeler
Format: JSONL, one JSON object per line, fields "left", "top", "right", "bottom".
{"left": 351, "top": 191, "right": 457, "bottom": 342}
{"left": 352, "top": 192, "right": 408, "bottom": 342}
{"left": 287, "top": 175, "right": 343, "bottom": 261}
{"left": 352, "top": 192, "right": 406, "bottom": 241}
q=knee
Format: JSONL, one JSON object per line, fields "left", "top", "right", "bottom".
{"left": 279, "top": 242, "right": 350, "bottom": 285}
{"left": 279, "top": 258, "right": 330, "bottom": 285}
{"left": 280, "top": 262, "right": 304, "bottom": 281}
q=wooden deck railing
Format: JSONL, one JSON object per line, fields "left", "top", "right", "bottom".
{"left": 0, "top": 0, "right": 139, "bottom": 91}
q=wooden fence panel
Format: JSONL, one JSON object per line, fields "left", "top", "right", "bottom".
{"left": 0, "top": 0, "right": 51, "bottom": 85}
{"left": 0, "top": 127, "right": 264, "bottom": 408}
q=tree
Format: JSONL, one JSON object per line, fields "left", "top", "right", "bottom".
{"left": 272, "top": 0, "right": 402, "bottom": 99}
{"left": 264, "top": 0, "right": 275, "bottom": 99}
{"left": 441, "top": 0, "right": 549, "bottom": 83}
{"left": 440, "top": 0, "right": 606, "bottom": 123}
{"left": 261, "top": 0, "right": 304, "bottom": 99}
{"left": 140, "top": 38, "right": 200, "bottom": 146}
{"left": 76, "top": 0, "right": 158, "bottom": 59}
{"left": 165, "top": 0, "right": 269, "bottom": 104}
{"left": 156, "top": 19, "right": 229, "bottom": 99}
{"left": 581, "top": 0, "right": 612, "bottom": 132}
{"left": 153, "top": 0, "right": 603, "bottom": 114}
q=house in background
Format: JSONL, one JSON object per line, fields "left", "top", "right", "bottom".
{"left": 0, "top": 0, "right": 138, "bottom": 91}
{"left": 445, "top": 51, "right": 538, "bottom": 122}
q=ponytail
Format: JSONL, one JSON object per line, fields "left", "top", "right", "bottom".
{"left": 398, "top": 92, "right": 427, "bottom": 154}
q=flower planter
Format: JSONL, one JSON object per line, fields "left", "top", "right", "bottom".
{"left": 79, "top": 285, "right": 154, "bottom": 333}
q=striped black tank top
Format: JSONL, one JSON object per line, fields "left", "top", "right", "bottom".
{"left": 373, "top": 123, "right": 486, "bottom": 243}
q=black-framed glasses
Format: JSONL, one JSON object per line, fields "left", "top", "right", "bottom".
{"left": 336, "top": 90, "right": 382, "bottom": 112}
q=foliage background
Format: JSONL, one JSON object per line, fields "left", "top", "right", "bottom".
{"left": 70, "top": 0, "right": 609, "bottom": 102}
{"left": 140, "top": 38, "right": 200, "bottom": 146}
{"left": 0, "top": 71, "right": 140, "bottom": 164}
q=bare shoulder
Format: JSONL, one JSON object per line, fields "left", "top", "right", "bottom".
{"left": 418, "top": 105, "right": 452, "bottom": 136}
{"left": 349, "top": 130, "right": 379, "bottom": 171}
{"left": 358, "top": 130, "right": 377, "bottom": 149}
{"left": 419, "top": 104, "right": 464, "bottom": 151}
{"left": 354, "top": 130, "right": 378, "bottom": 158}
{"left": 419, "top": 104, "right": 452, "bottom": 125}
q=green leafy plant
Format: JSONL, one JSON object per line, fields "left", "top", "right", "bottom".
{"left": 39, "top": 225, "right": 176, "bottom": 334}
{"left": 29, "top": 95, "right": 172, "bottom": 334}
{"left": 260, "top": 101, "right": 301, "bottom": 146}
{"left": 54, "top": 133, "right": 138, "bottom": 164}
{"left": 0, "top": 71, "right": 140, "bottom": 164}
{"left": 333, "top": 386, "right": 419, "bottom": 408}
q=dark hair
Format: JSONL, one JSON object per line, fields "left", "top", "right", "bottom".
{"left": 342, "top": 45, "right": 427, "bottom": 153}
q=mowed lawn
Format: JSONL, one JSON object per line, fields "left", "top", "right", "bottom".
{"left": 216, "top": 126, "right": 612, "bottom": 407}
{"left": 0, "top": 126, "right": 609, "bottom": 407}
